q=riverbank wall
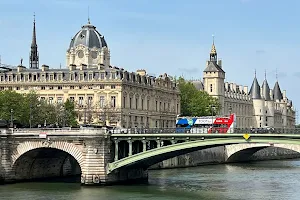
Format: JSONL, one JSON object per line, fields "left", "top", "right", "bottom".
{"left": 151, "top": 146, "right": 300, "bottom": 169}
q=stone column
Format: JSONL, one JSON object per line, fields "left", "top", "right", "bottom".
{"left": 81, "top": 138, "right": 110, "bottom": 185}
{"left": 142, "top": 140, "right": 147, "bottom": 152}
{"left": 114, "top": 140, "right": 119, "bottom": 161}
{"left": 128, "top": 140, "right": 133, "bottom": 156}
{"left": 156, "top": 140, "right": 161, "bottom": 148}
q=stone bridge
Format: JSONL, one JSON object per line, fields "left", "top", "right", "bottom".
{"left": 1, "top": 128, "right": 300, "bottom": 185}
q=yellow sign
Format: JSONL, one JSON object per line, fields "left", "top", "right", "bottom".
{"left": 243, "top": 134, "right": 250, "bottom": 140}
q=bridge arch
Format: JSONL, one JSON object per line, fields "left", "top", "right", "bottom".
{"left": 107, "top": 138, "right": 300, "bottom": 174}
{"left": 11, "top": 141, "right": 84, "bottom": 181}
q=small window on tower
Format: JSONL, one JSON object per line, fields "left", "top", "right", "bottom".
{"left": 210, "top": 84, "right": 213, "bottom": 92}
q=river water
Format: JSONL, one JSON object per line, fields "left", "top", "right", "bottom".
{"left": 1, "top": 159, "right": 300, "bottom": 200}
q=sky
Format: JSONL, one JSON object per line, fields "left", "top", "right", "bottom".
{"left": 0, "top": 0, "right": 299, "bottom": 122}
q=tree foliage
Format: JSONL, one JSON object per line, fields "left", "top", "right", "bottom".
{"left": 177, "top": 77, "right": 221, "bottom": 116}
{"left": 0, "top": 90, "right": 77, "bottom": 128}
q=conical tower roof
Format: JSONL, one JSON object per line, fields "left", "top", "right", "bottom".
{"left": 273, "top": 81, "right": 283, "bottom": 100}
{"left": 249, "top": 76, "right": 261, "bottom": 99}
{"left": 261, "top": 72, "right": 271, "bottom": 100}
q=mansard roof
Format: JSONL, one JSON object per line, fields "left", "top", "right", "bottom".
{"left": 203, "top": 61, "right": 224, "bottom": 73}
{"left": 262, "top": 79, "right": 271, "bottom": 101}
{"left": 249, "top": 77, "right": 261, "bottom": 99}
{"left": 192, "top": 81, "right": 204, "bottom": 90}
{"left": 273, "top": 81, "right": 283, "bottom": 100}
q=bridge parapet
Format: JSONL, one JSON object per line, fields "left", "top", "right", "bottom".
{"left": 0, "top": 128, "right": 108, "bottom": 137}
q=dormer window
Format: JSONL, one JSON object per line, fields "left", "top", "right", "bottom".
{"left": 80, "top": 34, "right": 85, "bottom": 39}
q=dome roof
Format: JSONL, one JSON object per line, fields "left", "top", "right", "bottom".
{"left": 69, "top": 23, "right": 107, "bottom": 50}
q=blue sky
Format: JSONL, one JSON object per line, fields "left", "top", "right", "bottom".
{"left": 0, "top": 0, "right": 299, "bottom": 121}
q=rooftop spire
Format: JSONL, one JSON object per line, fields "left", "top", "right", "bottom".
{"left": 88, "top": 6, "right": 90, "bottom": 24}
{"left": 264, "top": 69, "right": 266, "bottom": 80}
{"left": 31, "top": 13, "right": 37, "bottom": 47}
{"left": 210, "top": 34, "right": 217, "bottom": 61}
{"left": 30, "top": 12, "right": 39, "bottom": 69}
{"left": 254, "top": 69, "right": 256, "bottom": 78}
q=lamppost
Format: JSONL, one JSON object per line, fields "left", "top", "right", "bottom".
{"left": 210, "top": 105, "right": 216, "bottom": 125}
{"left": 84, "top": 105, "right": 87, "bottom": 125}
{"left": 29, "top": 104, "right": 32, "bottom": 128}
{"left": 10, "top": 109, "right": 14, "bottom": 128}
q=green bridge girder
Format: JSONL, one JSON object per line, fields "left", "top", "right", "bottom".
{"left": 107, "top": 133, "right": 300, "bottom": 174}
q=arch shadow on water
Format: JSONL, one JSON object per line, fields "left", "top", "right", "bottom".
{"left": 12, "top": 148, "right": 82, "bottom": 183}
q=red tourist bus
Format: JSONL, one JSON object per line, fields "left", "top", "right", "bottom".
{"left": 176, "top": 114, "right": 236, "bottom": 133}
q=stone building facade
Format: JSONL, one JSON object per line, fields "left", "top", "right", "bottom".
{"left": 0, "top": 19, "right": 180, "bottom": 128}
{"left": 192, "top": 41, "right": 295, "bottom": 128}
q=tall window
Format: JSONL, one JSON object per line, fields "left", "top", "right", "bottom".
{"left": 100, "top": 73, "right": 105, "bottom": 79}
{"left": 147, "top": 99, "right": 150, "bottom": 110}
{"left": 49, "top": 97, "right": 54, "bottom": 104}
{"left": 79, "top": 97, "right": 83, "bottom": 105}
{"left": 156, "top": 101, "right": 158, "bottom": 111}
{"left": 88, "top": 96, "right": 93, "bottom": 106}
{"left": 210, "top": 84, "right": 213, "bottom": 92}
{"left": 69, "top": 97, "right": 75, "bottom": 102}
{"left": 136, "top": 98, "right": 138, "bottom": 109}
{"left": 57, "top": 97, "right": 63, "bottom": 104}
{"left": 130, "top": 98, "right": 132, "bottom": 109}
{"left": 123, "top": 96, "right": 126, "bottom": 108}
{"left": 142, "top": 99, "right": 144, "bottom": 110}
{"left": 111, "top": 96, "right": 116, "bottom": 108}
{"left": 99, "top": 96, "right": 105, "bottom": 108}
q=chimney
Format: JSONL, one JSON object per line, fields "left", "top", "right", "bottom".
{"left": 69, "top": 64, "right": 76, "bottom": 71}
{"left": 239, "top": 85, "right": 243, "bottom": 93}
{"left": 17, "top": 65, "right": 26, "bottom": 72}
{"left": 232, "top": 83, "right": 237, "bottom": 93}
{"left": 225, "top": 82, "right": 229, "bottom": 91}
{"left": 243, "top": 86, "right": 248, "bottom": 94}
{"left": 136, "top": 69, "right": 147, "bottom": 76}
{"left": 283, "top": 90, "right": 286, "bottom": 99}
{"left": 41, "top": 65, "right": 49, "bottom": 71}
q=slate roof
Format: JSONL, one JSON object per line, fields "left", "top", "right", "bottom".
{"left": 262, "top": 79, "right": 271, "bottom": 100}
{"left": 203, "top": 61, "right": 225, "bottom": 73}
{"left": 249, "top": 77, "right": 261, "bottom": 99}
{"left": 69, "top": 23, "right": 107, "bottom": 50}
{"left": 273, "top": 81, "right": 283, "bottom": 100}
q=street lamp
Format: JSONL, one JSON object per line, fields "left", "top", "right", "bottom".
{"left": 29, "top": 104, "right": 32, "bottom": 128}
{"left": 10, "top": 109, "right": 14, "bottom": 128}
{"left": 210, "top": 105, "right": 216, "bottom": 125}
{"left": 84, "top": 105, "right": 87, "bottom": 125}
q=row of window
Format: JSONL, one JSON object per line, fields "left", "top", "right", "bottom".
{"left": 40, "top": 96, "right": 117, "bottom": 108}
{"left": 0, "top": 85, "right": 117, "bottom": 91}
{"left": 0, "top": 71, "right": 119, "bottom": 82}
{"left": 123, "top": 97, "right": 178, "bottom": 113}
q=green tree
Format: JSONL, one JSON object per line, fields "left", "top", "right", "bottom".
{"left": 64, "top": 99, "right": 78, "bottom": 127}
{"left": 0, "top": 90, "right": 24, "bottom": 125}
{"left": 177, "top": 77, "right": 220, "bottom": 116}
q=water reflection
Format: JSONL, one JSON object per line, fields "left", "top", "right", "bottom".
{"left": 1, "top": 159, "right": 300, "bottom": 200}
